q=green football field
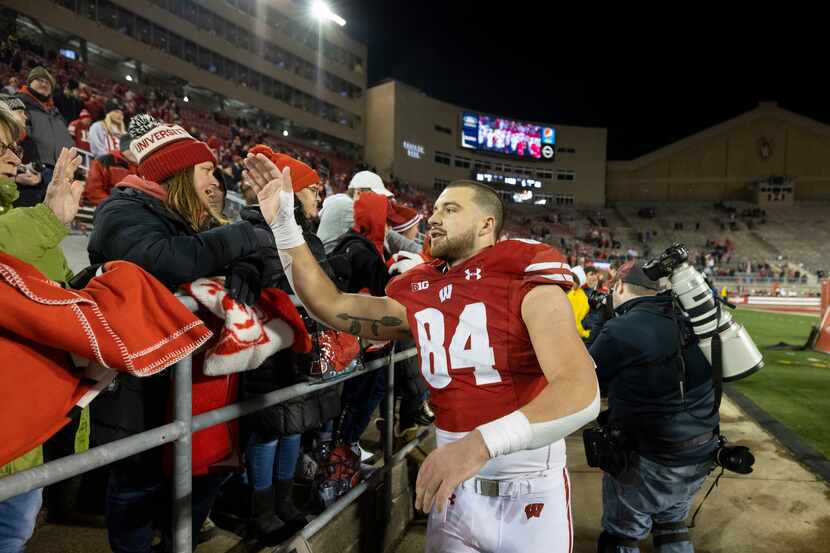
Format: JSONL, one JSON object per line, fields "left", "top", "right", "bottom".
{"left": 730, "top": 309, "right": 830, "bottom": 457}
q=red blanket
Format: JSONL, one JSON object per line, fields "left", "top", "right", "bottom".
{"left": 0, "top": 253, "right": 212, "bottom": 466}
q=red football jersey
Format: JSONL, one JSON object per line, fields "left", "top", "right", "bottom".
{"left": 386, "top": 239, "right": 573, "bottom": 432}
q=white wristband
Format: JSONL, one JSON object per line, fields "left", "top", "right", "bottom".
{"left": 269, "top": 191, "right": 305, "bottom": 250}
{"left": 476, "top": 389, "right": 601, "bottom": 458}
{"left": 476, "top": 411, "right": 532, "bottom": 459}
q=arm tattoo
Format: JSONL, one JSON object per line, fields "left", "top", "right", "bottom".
{"left": 336, "top": 313, "right": 403, "bottom": 337}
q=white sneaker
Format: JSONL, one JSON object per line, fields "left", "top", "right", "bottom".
{"left": 358, "top": 444, "right": 374, "bottom": 462}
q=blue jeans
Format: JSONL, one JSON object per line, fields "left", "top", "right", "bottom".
{"left": 340, "top": 370, "right": 386, "bottom": 445}
{"left": 0, "top": 489, "right": 42, "bottom": 553}
{"left": 106, "top": 468, "right": 228, "bottom": 553}
{"left": 602, "top": 455, "right": 714, "bottom": 553}
{"left": 245, "top": 433, "right": 302, "bottom": 491}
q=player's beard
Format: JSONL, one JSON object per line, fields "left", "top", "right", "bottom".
{"left": 431, "top": 226, "right": 477, "bottom": 265}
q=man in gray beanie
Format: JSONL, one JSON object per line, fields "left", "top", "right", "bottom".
{"left": 16, "top": 66, "right": 73, "bottom": 206}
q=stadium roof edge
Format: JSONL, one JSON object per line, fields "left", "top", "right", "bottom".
{"left": 607, "top": 102, "right": 830, "bottom": 169}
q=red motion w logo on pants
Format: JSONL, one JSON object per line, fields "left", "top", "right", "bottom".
{"left": 525, "top": 503, "right": 545, "bottom": 519}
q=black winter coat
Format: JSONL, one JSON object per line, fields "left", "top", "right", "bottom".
{"left": 88, "top": 186, "right": 261, "bottom": 289}
{"left": 327, "top": 230, "right": 389, "bottom": 296}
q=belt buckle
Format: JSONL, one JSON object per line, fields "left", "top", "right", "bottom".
{"left": 476, "top": 478, "right": 500, "bottom": 497}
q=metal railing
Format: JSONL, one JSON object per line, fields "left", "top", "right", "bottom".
{"left": 710, "top": 275, "right": 812, "bottom": 286}
{"left": 0, "top": 296, "right": 423, "bottom": 552}
{"left": 77, "top": 147, "right": 94, "bottom": 172}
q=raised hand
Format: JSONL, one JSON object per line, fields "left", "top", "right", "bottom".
{"left": 243, "top": 153, "right": 292, "bottom": 226}
{"left": 43, "top": 147, "right": 85, "bottom": 224}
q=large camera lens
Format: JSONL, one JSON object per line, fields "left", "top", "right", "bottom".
{"left": 652, "top": 242, "right": 764, "bottom": 381}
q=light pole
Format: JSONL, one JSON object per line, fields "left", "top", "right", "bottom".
{"left": 310, "top": 1, "right": 346, "bottom": 27}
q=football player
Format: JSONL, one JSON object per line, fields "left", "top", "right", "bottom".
{"left": 243, "top": 155, "right": 600, "bottom": 553}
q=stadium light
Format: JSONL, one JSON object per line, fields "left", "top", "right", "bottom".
{"left": 311, "top": 1, "right": 346, "bottom": 26}
{"left": 283, "top": 129, "right": 289, "bottom": 137}
{"left": 125, "top": 74, "right": 133, "bottom": 82}
{"left": 183, "top": 95, "right": 189, "bottom": 103}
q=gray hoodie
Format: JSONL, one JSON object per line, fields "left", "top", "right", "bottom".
{"left": 317, "top": 193, "right": 355, "bottom": 254}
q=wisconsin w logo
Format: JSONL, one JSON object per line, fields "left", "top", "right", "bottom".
{"left": 439, "top": 284, "right": 453, "bottom": 303}
{"left": 524, "top": 503, "right": 544, "bottom": 520}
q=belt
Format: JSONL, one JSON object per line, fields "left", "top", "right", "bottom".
{"left": 468, "top": 478, "right": 504, "bottom": 497}
{"left": 637, "top": 431, "right": 716, "bottom": 454}
{"left": 459, "top": 470, "right": 560, "bottom": 498}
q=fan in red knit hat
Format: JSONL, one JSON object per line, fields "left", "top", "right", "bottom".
{"left": 247, "top": 144, "right": 321, "bottom": 222}
{"left": 387, "top": 201, "right": 422, "bottom": 240}
{"left": 128, "top": 114, "right": 223, "bottom": 231}
{"left": 129, "top": 114, "right": 217, "bottom": 183}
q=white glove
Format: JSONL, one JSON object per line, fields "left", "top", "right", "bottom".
{"left": 389, "top": 251, "right": 425, "bottom": 275}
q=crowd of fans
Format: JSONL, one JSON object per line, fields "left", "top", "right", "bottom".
{"left": 0, "top": 36, "right": 445, "bottom": 551}
{"left": 0, "top": 35, "right": 360, "bottom": 199}
{"left": 0, "top": 78, "right": 438, "bottom": 549}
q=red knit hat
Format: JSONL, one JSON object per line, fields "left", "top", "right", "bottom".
{"left": 387, "top": 201, "right": 422, "bottom": 233}
{"left": 248, "top": 144, "right": 319, "bottom": 192}
{"left": 128, "top": 114, "right": 217, "bottom": 183}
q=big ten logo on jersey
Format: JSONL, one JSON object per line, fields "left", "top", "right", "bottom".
{"left": 414, "top": 302, "right": 500, "bottom": 389}
{"left": 525, "top": 503, "right": 544, "bottom": 520}
{"left": 411, "top": 280, "right": 429, "bottom": 292}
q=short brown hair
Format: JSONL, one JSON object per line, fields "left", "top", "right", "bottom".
{"left": 444, "top": 180, "right": 504, "bottom": 238}
{"left": 0, "top": 102, "right": 23, "bottom": 143}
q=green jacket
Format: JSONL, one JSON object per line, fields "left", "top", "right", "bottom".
{"left": 0, "top": 177, "right": 84, "bottom": 476}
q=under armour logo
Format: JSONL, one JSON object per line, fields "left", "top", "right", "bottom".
{"left": 525, "top": 503, "right": 544, "bottom": 519}
{"left": 449, "top": 494, "right": 456, "bottom": 506}
{"left": 465, "top": 268, "right": 482, "bottom": 280}
{"left": 439, "top": 284, "right": 453, "bottom": 303}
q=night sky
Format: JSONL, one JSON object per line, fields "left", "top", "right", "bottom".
{"left": 332, "top": 2, "right": 825, "bottom": 160}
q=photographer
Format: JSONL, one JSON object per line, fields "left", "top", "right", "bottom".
{"left": 588, "top": 261, "right": 719, "bottom": 553}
